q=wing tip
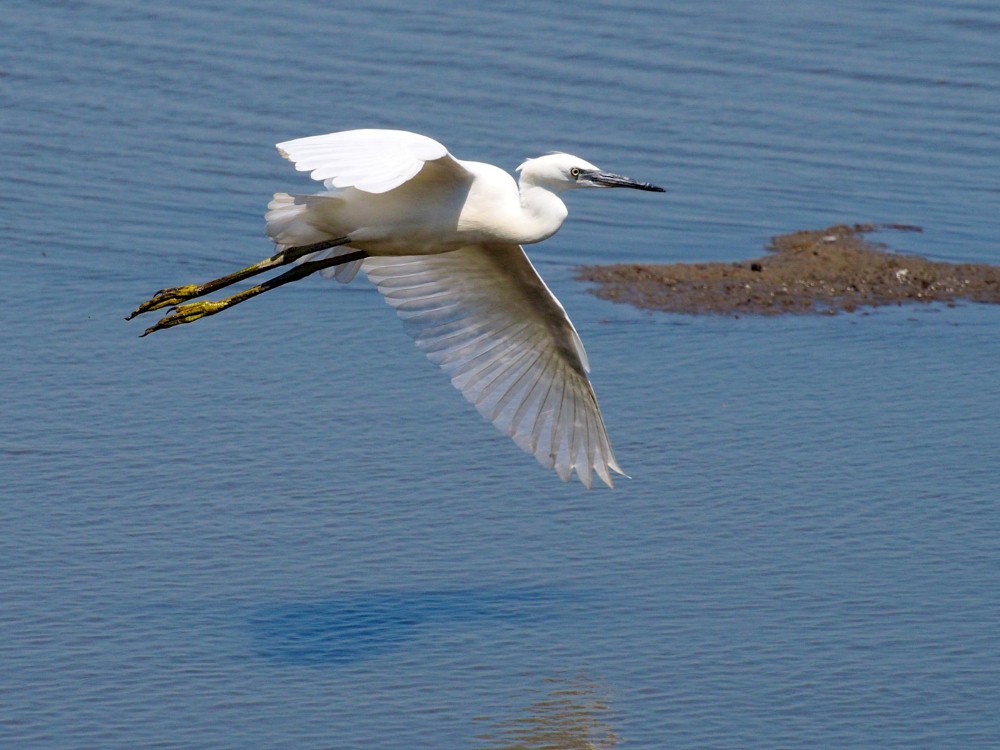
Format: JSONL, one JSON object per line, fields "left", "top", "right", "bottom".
{"left": 584, "top": 455, "right": 628, "bottom": 489}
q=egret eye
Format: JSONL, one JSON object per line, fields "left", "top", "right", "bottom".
{"left": 570, "top": 167, "right": 581, "bottom": 178}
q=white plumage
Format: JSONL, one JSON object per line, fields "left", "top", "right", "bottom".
{"left": 133, "top": 128, "right": 664, "bottom": 488}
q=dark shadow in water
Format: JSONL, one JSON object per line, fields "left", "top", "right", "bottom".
{"left": 474, "top": 674, "right": 619, "bottom": 750}
{"left": 249, "top": 588, "right": 569, "bottom": 665}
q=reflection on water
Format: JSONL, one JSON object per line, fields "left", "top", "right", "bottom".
{"left": 251, "top": 592, "right": 618, "bottom": 747}
{"left": 250, "top": 589, "right": 555, "bottom": 665}
{"left": 475, "top": 676, "right": 617, "bottom": 750}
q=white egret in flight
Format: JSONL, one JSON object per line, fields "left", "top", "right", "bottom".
{"left": 129, "top": 129, "right": 664, "bottom": 488}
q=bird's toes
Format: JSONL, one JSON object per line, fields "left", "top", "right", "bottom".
{"left": 139, "top": 300, "right": 225, "bottom": 336}
{"left": 128, "top": 285, "right": 203, "bottom": 319}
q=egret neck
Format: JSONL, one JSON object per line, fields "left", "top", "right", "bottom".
{"left": 515, "top": 181, "right": 570, "bottom": 245}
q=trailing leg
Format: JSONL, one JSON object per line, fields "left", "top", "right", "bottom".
{"left": 138, "top": 250, "right": 368, "bottom": 336}
{"left": 127, "top": 237, "right": 351, "bottom": 320}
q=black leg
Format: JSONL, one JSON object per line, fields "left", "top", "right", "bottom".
{"left": 138, "top": 250, "right": 369, "bottom": 336}
{"left": 127, "top": 238, "right": 351, "bottom": 320}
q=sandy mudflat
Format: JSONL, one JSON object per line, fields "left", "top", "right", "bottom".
{"left": 577, "top": 224, "right": 1000, "bottom": 316}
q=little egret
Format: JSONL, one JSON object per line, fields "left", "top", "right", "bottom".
{"left": 129, "top": 129, "right": 664, "bottom": 488}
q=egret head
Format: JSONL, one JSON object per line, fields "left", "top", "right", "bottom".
{"left": 517, "top": 153, "right": 665, "bottom": 193}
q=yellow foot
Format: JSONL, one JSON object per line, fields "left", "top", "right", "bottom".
{"left": 141, "top": 300, "right": 228, "bottom": 336}
{"left": 127, "top": 285, "right": 203, "bottom": 319}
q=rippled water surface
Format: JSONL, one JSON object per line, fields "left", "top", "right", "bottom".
{"left": 2, "top": 1, "right": 999, "bottom": 747}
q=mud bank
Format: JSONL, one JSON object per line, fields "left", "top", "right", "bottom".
{"left": 577, "top": 224, "right": 1000, "bottom": 316}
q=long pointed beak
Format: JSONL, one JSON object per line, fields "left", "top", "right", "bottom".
{"left": 585, "top": 170, "right": 665, "bottom": 192}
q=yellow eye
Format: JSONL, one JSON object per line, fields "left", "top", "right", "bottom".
{"left": 570, "top": 168, "right": 582, "bottom": 178}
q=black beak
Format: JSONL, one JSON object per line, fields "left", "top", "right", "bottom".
{"left": 585, "top": 170, "right": 665, "bottom": 192}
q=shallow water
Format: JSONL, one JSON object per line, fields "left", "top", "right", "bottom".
{"left": 2, "top": 1, "right": 999, "bottom": 748}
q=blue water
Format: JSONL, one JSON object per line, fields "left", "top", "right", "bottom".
{"left": 2, "top": 1, "right": 999, "bottom": 748}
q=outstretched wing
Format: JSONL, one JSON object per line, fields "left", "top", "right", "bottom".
{"left": 363, "top": 245, "right": 625, "bottom": 488}
{"left": 276, "top": 129, "right": 471, "bottom": 194}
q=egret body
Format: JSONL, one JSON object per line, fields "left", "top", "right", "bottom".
{"left": 130, "top": 129, "right": 664, "bottom": 488}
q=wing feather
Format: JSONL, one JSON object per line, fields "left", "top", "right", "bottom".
{"left": 276, "top": 129, "right": 471, "bottom": 194}
{"left": 363, "top": 245, "right": 625, "bottom": 487}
